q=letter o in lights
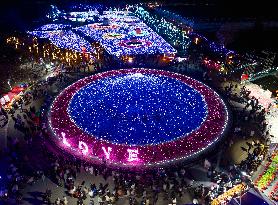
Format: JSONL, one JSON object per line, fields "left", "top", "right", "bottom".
{"left": 79, "top": 141, "right": 89, "bottom": 155}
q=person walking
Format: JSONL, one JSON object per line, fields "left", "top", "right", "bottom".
{"left": 63, "top": 196, "right": 68, "bottom": 205}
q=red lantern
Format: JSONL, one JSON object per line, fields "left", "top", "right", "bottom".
{"left": 241, "top": 73, "right": 249, "bottom": 81}
{"left": 135, "top": 28, "right": 142, "bottom": 35}
{"left": 81, "top": 46, "right": 86, "bottom": 53}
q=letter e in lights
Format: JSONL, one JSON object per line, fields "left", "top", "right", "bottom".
{"left": 61, "top": 132, "right": 71, "bottom": 147}
{"left": 127, "top": 149, "right": 139, "bottom": 162}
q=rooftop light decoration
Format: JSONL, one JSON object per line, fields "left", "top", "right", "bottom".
{"left": 74, "top": 12, "right": 176, "bottom": 57}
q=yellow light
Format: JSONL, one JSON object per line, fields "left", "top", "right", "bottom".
{"left": 128, "top": 57, "right": 133, "bottom": 63}
{"left": 194, "top": 37, "right": 199, "bottom": 44}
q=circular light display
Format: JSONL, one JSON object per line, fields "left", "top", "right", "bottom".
{"left": 119, "top": 39, "right": 152, "bottom": 48}
{"left": 49, "top": 69, "right": 228, "bottom": 167}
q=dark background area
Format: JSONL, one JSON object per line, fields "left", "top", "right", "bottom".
{"left": 0, "top": 0, "right": 277, "bottom": 93}
{"left": 0, "top": 0, "right": 277, "bottom": 30}
{"left": 0, "top": 0, "right": 277, "bottom": 52}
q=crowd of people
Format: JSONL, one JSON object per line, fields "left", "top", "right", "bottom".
{"left": 0, "top": 23, "right": 277, "bottom": 205}
{"left": 0, "top": 107, "right": 8, "bottom": 128}
{"left": 0, "top": 68, "right": 199, "bottom": 205}
{"left": 0, "top": 61, "right": 275, "bottom": 205}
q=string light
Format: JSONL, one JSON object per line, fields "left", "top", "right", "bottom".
{"left": 153, "top": 8, "right": 194, "bottom": 28}
{"left": 34, "top": 24, "right": 72, "bottom": 31}
{"left": 29, "top": 30, "right": 94, "bottom": 53}
{"left": 134, "top": 7, "right": 191, "bottom": 50}
{"left": 28, "top": 10, "right": 176, "bottom": 58}
{"left": 74, "top": 14, "right": 177, "bottom": 57}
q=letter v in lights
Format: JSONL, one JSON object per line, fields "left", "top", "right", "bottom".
{"left": 61, "top": 132, "right": 71, "bottom": 147}
{"left": 102, "top": 146, "right": 112, "bottom": 159}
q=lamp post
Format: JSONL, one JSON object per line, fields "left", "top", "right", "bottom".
{"left": 7, "top": 79, "right": 12, "bottom": 90}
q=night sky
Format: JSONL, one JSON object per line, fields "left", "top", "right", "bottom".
{"left": 0, "top": 0, "right": 277, "bottom": 53}
{"left": 0, "top": 0, "right": 277, "bottom": 31}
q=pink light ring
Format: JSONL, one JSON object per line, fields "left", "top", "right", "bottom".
{"left": 50, "top": 69, "right": 226, "bottom": 164}
{"left": 49, "top": 68, "right": 228, "bottom": 166}
{"left": 53, "top": 73, "right": 222, "bottom": 147}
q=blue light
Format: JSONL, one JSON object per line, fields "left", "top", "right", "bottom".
{"left": 74, "top": 15, "right": 177, "bottom": 57}
{"left": 28, "top": 29, "right": 94, "bottom": 53}
{"left": 48, "top": 30, "right": 94, "bottom": 52}
{"left": 28, "top": 11, "right": 176, "bottom": 56}
{"left": 35, "top": 24, "right": 71, "bottom": 31}
{"left": 67, "top": 73, "right": 208, "bottom": 145}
